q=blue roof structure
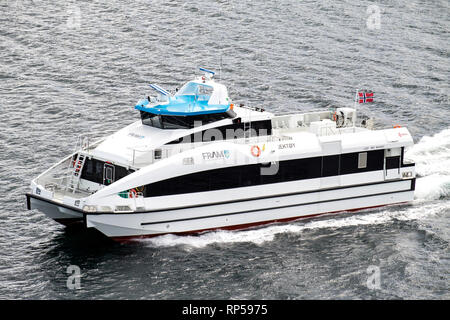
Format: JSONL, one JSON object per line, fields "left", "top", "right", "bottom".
{"left": 135, "top": 80, "right": 230, "bottom": 116}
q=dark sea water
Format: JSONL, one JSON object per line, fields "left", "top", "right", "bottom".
{"left": 0, "top": 0, "right": 449, "bottom": 300}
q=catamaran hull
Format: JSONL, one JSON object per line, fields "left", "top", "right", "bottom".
{"left": 85, "top": 179, "right": 415, "bottom": 241}
{"left": 26, "top": 194, "right": 84, "bottom": 226}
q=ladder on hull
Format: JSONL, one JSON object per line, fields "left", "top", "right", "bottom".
{"left": 66, "top": 153, "right": 87, "bottom": 193}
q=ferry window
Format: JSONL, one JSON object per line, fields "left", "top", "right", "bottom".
{"left": 280, "top": 160, "right": 300, "bottom": 181}
{"left": 241, "top": 164, "right": 261, "bottom": 187}
{"left": 116, "top": 167, "right": 134, "bottom": 180}
{"left": 183, "top": 171, "right": 210, "bottom": 193}
{"left": 281, "top": 157, "right": 321, "bottom": 181}
{"left": 104, "top": 166, "right": 114, "bottom": 185}
{"left": 164, "top": 120, "right": 272, "bottom": 145}
{"left": 143, "top": 150, "right": 390, "bottom": 197}
{"left": 250, "top": 120, "right": 272, "bottom": 136}
{"left": 386, "top": 156, "right": 400, "bottom": 169}
{"left": 260, "top": 162, "right": 282, "bottom": 184}
{"left": 210, "top": 167, "right": 241, "bottom": 190}
{"left": 176, "top": 82, "right": 213, "bottom": 96}
{"left": 141, "top": 111, "right": 163, "bottom": 128}
{"left": 143, "top": 111, "right": 231, "bottom": 130}
{"left": 358, "top": 152, "right": 367, "bottom": 169}
{"left": 161, "top": 116, "right": 193, "bottom": 129}
{"left": 81, "top": 158, "right": 104, "bottom": 184}
{"left": 367, "top": 150, "right": 384, "bottom": 171}
{"left": 105, "top": 167, "right": 113, "bottom": 180}
{"left": 340, "top": 153, "right": 357, "bottom": 174}
{"left": 340, "top": 150, "right": 384, "bottom": 175}
{"left": 81, "top": 158, "right": 133, "bottom": 185}
{"left": 197, "top": 86, "right": 213, "bottom": 100}
{"left": 322, "top": 155, "right": 340, "bottom": 177}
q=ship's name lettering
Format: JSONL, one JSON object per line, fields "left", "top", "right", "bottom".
{"left": 278, "top": 143, "right": 295, "bottom": 149}
{"left": 202, "top": 150, "right": 230, "bottom": 160}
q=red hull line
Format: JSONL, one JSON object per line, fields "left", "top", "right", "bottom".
{"left": 110, "top": 201, "right": 408, "bottom": 243}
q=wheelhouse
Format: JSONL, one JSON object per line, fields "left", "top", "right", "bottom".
{"left": 135, "top": 76, "right": 238, "bottom": 130}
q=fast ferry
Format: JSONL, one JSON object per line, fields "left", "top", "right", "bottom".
{"left": 26, "top": 68, "right": 416, "bottom": 240}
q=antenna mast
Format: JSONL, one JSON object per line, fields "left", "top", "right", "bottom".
{"left": 219, "top": 55, "right": 222, "bottom": 81}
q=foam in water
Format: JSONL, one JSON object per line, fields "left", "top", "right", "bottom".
{"left": 142, "top": 129, "right": 450, "bottom": 249}
{"left": 142, "top": 201, "right": 449, "bottom": 249}
{"left": 406, "top": 128, "right": 450, "bottom": 200}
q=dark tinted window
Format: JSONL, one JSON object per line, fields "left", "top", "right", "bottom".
{"left": 281, "top": 157, "right": 321, "bottom": 181}
{"left": 340, "top": 150, "right": 384, "bottom": 174}
{"left": 141, "top": 111, "right": 232, "bottom": 129}
{"left": 322, "top": 155, "right": 340, "bottom": 177}
{"left": 241, "top": 164, "right": 262, "bottom": 187}
{"left": 144, "top": 156, "right": 320, "bottom": 197}
{"left": 166, "top": 120, "right": 272, "bottom": 144}
{"left": 142, "top": 150, "right": 387, "bottom": 197}
{"left": 80, "top": 157, "right": 134, "bottom": 185}
{"left": 386, "top": 156, "right": 400, "bottom": 169}
{"left": 210, "top": 167, "right": 241, "bottom": 190}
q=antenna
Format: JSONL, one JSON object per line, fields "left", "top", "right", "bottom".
{"left": 149, "top": 84, "right": 170, "bottom": 96}
{"left": 199, "top": 67, "right": 215, "bottom": 75}
{"left": 219, "top": 55, "right": 222, "bottom": 81}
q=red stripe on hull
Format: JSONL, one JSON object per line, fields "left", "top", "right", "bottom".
{"left": 111, "top": 202, "right": 408, "bottom": 243}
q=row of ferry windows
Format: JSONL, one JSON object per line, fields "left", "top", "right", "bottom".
{"left": 142, "top": 150, "right": 386, "bottom": 197}
{"left": 166, "top": 120, "right": 272, "bottom": 144}
{"left": 80, "top": 157, "right": 134, "bottom": 185}
{"left": 140, "top": 111, "right": 232, "bottom": 130}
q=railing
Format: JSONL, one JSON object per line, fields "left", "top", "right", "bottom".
{"left": 127, "top": 134, "right": 294, "bottom": 166}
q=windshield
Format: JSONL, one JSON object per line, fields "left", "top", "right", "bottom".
{"left": 176, "top": 82, "right": 213, "bottom": 98}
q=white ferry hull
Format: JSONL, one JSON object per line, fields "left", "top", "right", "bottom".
{"left": 85, "top": 179, "right": 415, "bottom": 240}
{"left": 27, "top": 194, "right": 84, "bottom": 226}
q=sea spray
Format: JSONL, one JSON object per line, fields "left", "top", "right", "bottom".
{"left": 406, "top": 128, "right": 450, "bottom": 200}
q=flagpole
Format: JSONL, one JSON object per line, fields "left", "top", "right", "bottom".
{"left": 353, "top": 88, "right": 359, "bottom": 128}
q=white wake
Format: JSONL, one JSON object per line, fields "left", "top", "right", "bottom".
{"left": 406, "top": 128, "right": 450, "bottom": 200}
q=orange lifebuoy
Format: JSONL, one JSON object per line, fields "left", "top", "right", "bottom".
{"left": 393, "top": 125, "right": 401, "bottom": 128}
{"left": 251, "top": 145, "right": 261, "bottom": 157}
{"left": 129, "top": 188, "right": 138, "bottom": 198}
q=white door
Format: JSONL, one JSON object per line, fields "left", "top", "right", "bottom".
{"left": 320, "top": 140, "right": 342, "bottom": 188}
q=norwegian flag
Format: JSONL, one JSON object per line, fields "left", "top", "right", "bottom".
{"left": 358, "top": 90, "right": 374, "bottom": 103}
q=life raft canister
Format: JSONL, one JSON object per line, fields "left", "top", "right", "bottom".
{"left": 251, "top": 145, "right": 261, "bottom": 157}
